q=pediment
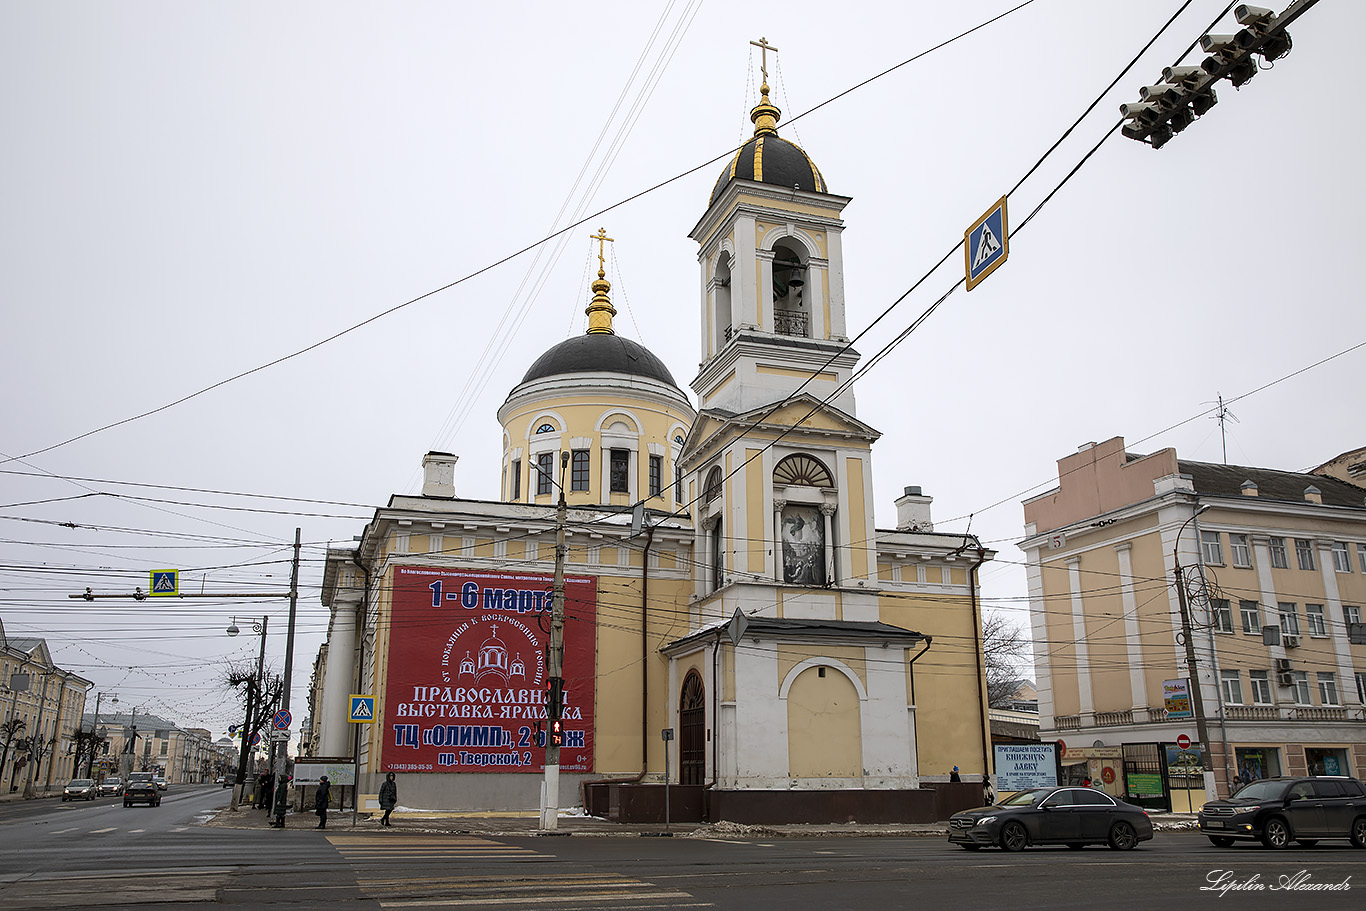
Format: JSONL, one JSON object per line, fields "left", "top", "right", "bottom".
{"left": 680, "top": 394, "right": 879, "bottom": 467}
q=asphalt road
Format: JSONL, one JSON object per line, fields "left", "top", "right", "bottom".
{"left": 0, "top": 788, "right": 1362, "bottom": 910}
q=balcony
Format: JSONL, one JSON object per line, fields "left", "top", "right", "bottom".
{"left": 773, "top": 309, "right": 808, "bottom": 337}
{"left": 1223, "top": 705, "right": 1278, "bottom": 721}
{"left": 1094, "top": 710, "right": 1134, "bottom": 727}
{"left": 1290, "top": 706, "right": 1348, "bottom": 722}
{"left": 1053, "top": 714, "right": 1080, "bottom": 731}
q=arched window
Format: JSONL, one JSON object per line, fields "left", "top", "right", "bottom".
{"left": 772, "top": 241, "right": 808, "bottom": 338}
{"left": 704, "top": 466, "right": 724, "bottom": 503}
{"left": 773, "top": 454, "right": 833, "bottom": 487}
{"left": 713, "top": 253, "right": 733, "bottom": 351}
{"left": 535, "top": 423, "right": 556, "bottom": 434}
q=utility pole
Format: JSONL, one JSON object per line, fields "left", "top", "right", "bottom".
{"left": 272, "top": 529, "right": 302, "bottom": 827}
{"left": 1174, "top": 504, "right": 1217, "bottom": 800}
{"left": 540, "top": 451, "right": 569, "bottom": 831}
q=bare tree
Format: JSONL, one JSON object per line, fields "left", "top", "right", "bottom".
{"left": 0, "top": 718, "right": 25, "bottom": 789}
{"left": 983, "top": 612, "right": 1031, "bottom": 709}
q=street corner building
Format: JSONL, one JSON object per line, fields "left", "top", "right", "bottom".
{"left": 1020, "top": 438, "right": 1366, "bottom": 811}
{"left": 306, "top": 67, "right": 995, "bottom": 824}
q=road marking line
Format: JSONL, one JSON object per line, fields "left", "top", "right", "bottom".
{"left": 50, "top": 827, "right": 78, "bottom": 835}
{"left": 381, "top": 891, "right": 692, "bottom": 908}
{"left": 88, "top": 827, "right": 117, "bottom": 834}
{"left": 129, "top": 829, "right": 146, "bottom": 834}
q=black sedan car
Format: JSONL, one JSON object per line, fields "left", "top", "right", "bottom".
{"left": 949, "top": 786, "right": 1154, "bottom": 851}
{"left": 1198, "top": 776, "right": 1366, "bottom": 848}
{"left": 123, "top": 773, "right": 161, "bottom": 807}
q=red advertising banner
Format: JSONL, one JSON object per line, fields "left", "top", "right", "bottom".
{"left": 381, "top": 566, "right": 596, "bottom": 774}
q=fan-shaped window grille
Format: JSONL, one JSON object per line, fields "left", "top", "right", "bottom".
{"left": 535, "top": 423, "right": 556, "bottom": 434}
{"left": 704, "top": 466, "right": 724, "bottom": 502}
{"left": 773, "top": 454, "right": 833, "bottom": 488}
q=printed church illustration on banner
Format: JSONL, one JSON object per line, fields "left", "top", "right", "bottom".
{"left": 310, "top": 42, "right": 994, "bottom": 822}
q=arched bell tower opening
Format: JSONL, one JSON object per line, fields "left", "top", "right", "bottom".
{"left": 712, "top": 252, "right": 733, "bottom": 351}
{"left": 771, "top": 241, "right": 808, "bottom": 338}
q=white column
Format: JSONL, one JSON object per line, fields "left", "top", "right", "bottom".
{"left": 772, "top": 498, "right": 785, "bottom": 582}
{"left": 1024, "top": 549, "right": 1055, "bottom": 725}
{"left": 1316, "top": 540, "right": 1362, "bottom": 705}
{"left": 821, "top": 503, "right": 836, "bottom": 585}
{"left": 1114, "top": 544, "right": 1148, "bottom": 715}
{"left": 320, "top": 595, "right": 360, "bottom": 757}
{"left": 1066, "top": 557, "right": 1095, "bottom": 722}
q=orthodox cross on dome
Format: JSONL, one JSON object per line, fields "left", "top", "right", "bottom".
{"left": 747, "top": 37, "right": 782, "bottom": 135}
{"left": 749, "top": 37, "right": 779, "bottom": 84}
{"left": 585, "top": 227, "right": 617, "bottom": 335}
{"left": 590, "top": 227, "right": 614, "bottom": 279}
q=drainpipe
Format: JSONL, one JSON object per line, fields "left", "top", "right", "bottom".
{"left": 712, "top": 627, "right": 722, "bottom": 789}
{"left": 907, "top": 636, "right": 933, "bottom": 779}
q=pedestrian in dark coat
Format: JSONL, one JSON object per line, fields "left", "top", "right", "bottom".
{"left": 949, "top": 766, "right": 962, "bottom": 782}
{"left": 314, "top": 776, "right": 330, "bottom": 829}
{"left": 378, "top": 773, "right": 398, "bottom": 827}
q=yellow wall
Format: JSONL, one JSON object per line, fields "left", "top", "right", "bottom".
{"left": 787, "top": 667, "right": 861, "bottom": 777}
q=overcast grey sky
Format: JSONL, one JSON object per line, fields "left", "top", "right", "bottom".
{"left": 2, "top": 1, "right": 1360, "bottom": 738}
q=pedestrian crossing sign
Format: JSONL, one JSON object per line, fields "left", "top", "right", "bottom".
{"left": 149, "top": 570, "right": 179, "bottom": 597}
{"left": 964, "top": 196, "right": 1009, "bottom": 290}
{"left": 349, "top": 695, "right": 375, "bottom": 723}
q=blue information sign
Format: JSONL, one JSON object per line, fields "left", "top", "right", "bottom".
{"left": 349, "top": 695, "right": 375, "bottom": 723}
{"left": 965, "top": 196, "right": 1009, "bottom": 290}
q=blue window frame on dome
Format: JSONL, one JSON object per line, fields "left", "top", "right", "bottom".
{"left": 536, "top": 423, "right": 556, "bottom": 435}
{"left": 536, "top": 452, "right": 554, "bottom": 496}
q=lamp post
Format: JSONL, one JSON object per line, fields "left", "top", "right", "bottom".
{"left": 227, "top": 615, "right": 268, "bottom": 811}
{"left": 85, "top": 692, "right": 117, "bottom": 778}
{"left": 1173, "top": 503, "right": 1216, "bottom": 800}
{"left": 121, "top": 706, "right": 145, "bottom": 780}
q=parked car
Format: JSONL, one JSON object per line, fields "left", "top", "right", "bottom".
{"left": 949, "top": 786, "right": 1154, "bottom": 851}
{"left": 62, "top": 778, "right": 97, "bottom": 801}
{"left": 123, "top": 772, "right": 161, "bottom": 807}
{"left": 153, "top": 776, "right": 168, "bottom": 791}
{"left": 98, "top": 777, "right": 123, "bottom": 797}
{"left": 1198, "top": 776, "right": 1366, "bottom": 848}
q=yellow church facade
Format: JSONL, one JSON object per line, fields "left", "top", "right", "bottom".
{"left": 310, "top": 62, "right": 993, "bottom": 822}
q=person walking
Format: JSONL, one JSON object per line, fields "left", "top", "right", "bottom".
{"left": 378, "top": 772, "right": 398, "bottom": 827}
{"left": 949, "top": 766, "right": 962, "bottom": 782}
{"left": 314, "top": 775, "right": 330, "bottom": 830}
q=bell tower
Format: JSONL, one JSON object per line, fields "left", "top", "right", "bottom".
{"left": 690, "top": 40, "right": 859, "bottom": 417}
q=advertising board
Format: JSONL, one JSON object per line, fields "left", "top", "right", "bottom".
{"left": 1162, "top": 678, "right": 1192, "bottom": 719}
{"left": 994, "top": 743, "right": 1057, "bottom": 791}
{"left": 381, "top": 566, "right": 597, "bottom": 775}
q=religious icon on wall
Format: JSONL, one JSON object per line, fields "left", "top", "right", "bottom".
{"left": 781, "top": 505, "right": 825, "bottom": 586}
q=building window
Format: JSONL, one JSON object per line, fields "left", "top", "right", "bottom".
{"left": 1249, "top": 670, "right": 1273, "bottom": 705}
{"left": 609, "top": 449, "right": 630, "bottom": 493}
{"left": 1331, "top": 541, "right": 1352, "bottom": 572}
{"left": 570, "top": 449, "right": 590, "bottom": 491}
{"left": 1240, "top": 600, "right": 1261, "bottom": 634}
{"left": 1200, "top": 530, "right": 1224, "bottom": 565}
{"left": 1211, "top": 599, "right": 1234, "bottom": 634}
{"left": 1229, "top": 534, "right": 1252, "bottom": 568}
{"left": 1359, "top": 543, "right": 1366, "bottom": 573}
{"left": 1278, "top": 602, "right": 1300, "bottom": 637}
{"left": 1295, "top": 538, "right": 1315, "bottom": 571}
{"left": 536, "top": 423, "right": 556, "bottom": 434}
{"left": 536, "top": 452, "right": 554, "bottom": 496}
{"left": 1346, "top": 605, "right": 1362, "bottom": 627}
{"left": 1356, "top": 672, "right": 1366, "bottom": 705}
{"left": 648, "top": 455, "right": 662, "bottom": 497}
{"left": 1317, "top": 672, "right": 1339, "bottom": 706}
{"left": 1220, "top": 669, "right": 1243, "bottom": 705}
{"left": 704, "top": 466, "right": 723, "bottom": 503}
{"left": 1289, "top": 671, "right": 1311, "bottom": 705}
{"left": 1268, "top": 537, "right": 1288, "bottom": 569}
{"left": 1306, "top": 603, "right": 1328, "bottom": 637}
{"left": 675, "top": 465, "right": 684, "bottom": 504}
{"left": 510, "top": 460, "right": 521, "bottom": 500}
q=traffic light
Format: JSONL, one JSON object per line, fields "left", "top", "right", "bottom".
{"left": 550, "top": 719, "right": 564, "bottom": 748}
{"left": 546, "top": 677, "right": 563, "bottom": 720}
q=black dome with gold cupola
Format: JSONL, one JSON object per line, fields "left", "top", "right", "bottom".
{"left": 709, "top": 80, "right": 827, "bottom": 207}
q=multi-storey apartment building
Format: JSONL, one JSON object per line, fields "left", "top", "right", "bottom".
{"left": 0, "top": 620, "right": 91, "bottom": 796}
{"left": 1021, "top": 437, "right": 1366, "bottom": 809}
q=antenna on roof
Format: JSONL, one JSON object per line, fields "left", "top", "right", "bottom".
{"left": 1207, "top": 393, "right": 1239, "bottom": 464}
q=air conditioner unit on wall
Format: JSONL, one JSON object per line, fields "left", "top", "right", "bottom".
{"left": 1276, "top": 671, "right": 1294, "bottom": 688}
{"left": 1283, "top": 635, "right": 1300, "bottom": 648}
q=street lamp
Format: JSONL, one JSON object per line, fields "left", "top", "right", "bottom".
{"left": 85, "top": 692, "right": 118, "bottom": 778}
{"left": 1173, "top": 502, "right": 1216, "bottom": 799}
{"left": 227, "top": 616, "right": 268, "bottom": 811}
